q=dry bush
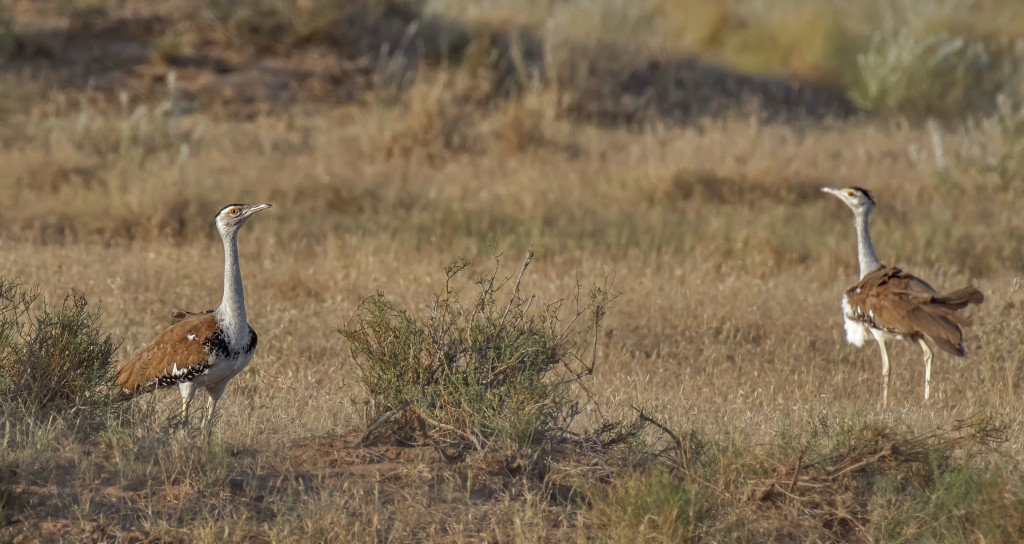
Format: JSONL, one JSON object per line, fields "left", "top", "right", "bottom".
{"left": 582, "top": 413, "right": 1024, "bottom": 541}
{"left": 341, "top": 251, "right": 641, "bottom": 468}
{"left": 0, "top": 278, "right": 119, "bottom": 430}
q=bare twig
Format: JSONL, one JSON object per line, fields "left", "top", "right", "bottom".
{"left": 589, "top": 300, "right": 604, "bottom": 374}
{"left": 634, "top": 406, "right": 683, "bottom": 458}
{"left": 410, "top": 403, "right": 483, "bottom": 452}
{"left": 497, "top": 249, "right": 534, "bottom": 330}
{"left": 788, "top": 449, "right": 806, "bottom": 494}
{"left": 825, "top": 443, "right": 894, "bottom": 481}
{"left": 360, "top": 401, "right": 412, "bottom": 445}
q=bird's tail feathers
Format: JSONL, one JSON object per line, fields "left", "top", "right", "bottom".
{"left": 933, "top": 286, "right": 985, "bottom": 309}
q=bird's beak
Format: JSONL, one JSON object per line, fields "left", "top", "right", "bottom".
{"left": 821, "top": 187, "right": 840, "bottom": 197}
{"left": 245, "top": 203, "right": 273, "bottom": 215}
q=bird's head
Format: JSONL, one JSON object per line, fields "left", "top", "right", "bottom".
{"left": 215, "top": 203, "right": 272, "bottom": 234}
{"left": 821, "top": 186, "right": 875, "bottom": 215}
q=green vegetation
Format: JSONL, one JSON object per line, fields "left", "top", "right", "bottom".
{"left": 342, "top": 252, "right": 628, "bottom": 464}
{"left": 0, "top": 278, "right": 119, "bottom": 431}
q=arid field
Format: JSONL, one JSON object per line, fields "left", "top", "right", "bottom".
{"left": 2, "top": 0, "right": 1024, "bottom": 542}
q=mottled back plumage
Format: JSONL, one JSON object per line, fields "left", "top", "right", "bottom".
{"left": 844, "top": 266, "right": 984, "bottom": 356}
{"left": 115, "top": 313, "right": 259, "bottom": 399}
{"left": 115, "top": 313, "right": 221, "bottom": 398}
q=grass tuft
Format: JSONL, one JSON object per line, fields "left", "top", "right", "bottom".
{"left": 588, "top": 467, "right": 709, "bottom": 543}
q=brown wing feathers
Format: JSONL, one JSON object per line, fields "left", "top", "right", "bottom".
{"left": 846, "top": 267, "right": 984, "bottom": 356}
{"left": 115, "top": 313, "right": 221, "bottom": 399}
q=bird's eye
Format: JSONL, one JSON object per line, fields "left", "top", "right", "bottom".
{"left": 231, "top": 208, "right": 240, "bottom": 215}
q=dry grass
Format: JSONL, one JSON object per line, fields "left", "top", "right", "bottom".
{"left": 2, "top": 0, "right": 1024, "bottom": 541}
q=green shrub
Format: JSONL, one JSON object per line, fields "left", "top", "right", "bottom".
{"left": 341, "top": 251, "right": 614, "bottom": 461}
{"left": 847, "top": 28, "right": 1023, "bottom": 118}
{"left": 0, "top": 278, "right": 119, "bottom": 428}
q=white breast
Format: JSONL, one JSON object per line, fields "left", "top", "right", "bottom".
{"left": 192, "top": 351, "right": 254, "bottom": 387}
{"left": 841, "top": 295, "right": 868, "bottom": 347}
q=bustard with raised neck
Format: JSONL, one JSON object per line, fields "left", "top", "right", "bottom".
{"left": 822, "top": 187, "right": 983, "bottom": 407}
{"left": 115, "top": 203, "right": 272, "bottom": 431}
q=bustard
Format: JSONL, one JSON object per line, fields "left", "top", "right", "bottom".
{"left": 822, "top": 187, "right": 983, "bottom": 407}
{"left": 115, "top": 203, "right": 272, "bottom": 431}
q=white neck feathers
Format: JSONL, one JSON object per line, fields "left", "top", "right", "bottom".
{"left": 215, "top": 229, "right": 248, "bottom": 344}
{"left": 854, "top": 210, "right": 882, "bottom": 279}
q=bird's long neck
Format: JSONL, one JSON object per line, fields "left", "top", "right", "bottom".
{"left": 216, "top": 229, "right": 248, "bottom": 342}
{"left": 854, "top": 210, "right": 881, "bottom": 279}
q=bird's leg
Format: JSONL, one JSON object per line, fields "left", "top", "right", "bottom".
{"left": 918, "top": 338, "right": 934, "bottom": 400}
{"left": 201, "top": 381, "right": 228, "bottom": 436}
{"left": 875, "top": 337, "right": 891, "bottom": 409}
{"left": 201, "top": 397, "right": 217, "bottom": 435}
{"left": 177, "top": 382, "right": 198, "bottom": 428}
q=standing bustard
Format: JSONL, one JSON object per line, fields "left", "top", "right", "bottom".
{"left": 115, "top": 203, "right": 272, "bottom": 430}
{"left": 822, "top": 187, "right": 984, "bottom": 407}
